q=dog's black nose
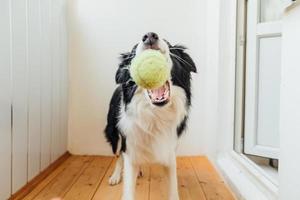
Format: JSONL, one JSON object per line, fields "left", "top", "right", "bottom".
{"left": 142, "top": 32, "right": 159, "bottom": 46}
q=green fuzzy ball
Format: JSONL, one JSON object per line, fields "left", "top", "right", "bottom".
{"left": 130, "top": 49, "right": 170, "bottom": 89}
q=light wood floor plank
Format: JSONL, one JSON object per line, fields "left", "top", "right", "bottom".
{"left": 32, "top": 156, "right": 93, "bottom": 200}
{"left": 64, "top": 156, "right": 113, "bottom": 200}
{"left": 190, "top": 156, "right": 236, "bottom": 200}
{"left": 21, "top": 156, "right": 235, "bottom": 200}
{"left": 23, "top": 156, "right": 76, "bottom": 200}
{"left": 177, "top": 157, "right": 207, "bottom": 200}
{"left": 149, "top": 164, "right": 169, "bottom": 200}
{"left": 92, "top": 158, "right": 123, "bottom": 200}
{"left": 135, "top": 166, "right": 150, "bottom": 200}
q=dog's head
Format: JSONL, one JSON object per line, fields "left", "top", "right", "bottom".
{"left": 116, "top": 32, "right": 197, "bottom": 107}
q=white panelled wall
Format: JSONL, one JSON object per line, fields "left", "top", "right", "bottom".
{"left": 0, "top": 0, "right": 68, "bottom": 199}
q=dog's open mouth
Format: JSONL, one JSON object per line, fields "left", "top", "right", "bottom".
{"left": 147, "top": 81, "right": 170, "bottom": 106}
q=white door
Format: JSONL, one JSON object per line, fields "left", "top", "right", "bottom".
{"left": 244, "top": 0, "right": 284, "bottom": 159}
{"left": 0, "top": 1, "right": 12, "bottom": 199}
{"left": 27, "top": 0, "right": 42, "bottom": 180}
{"left": 51, "top": 0, "right": 62, "bottom": 162}
{"left": 11, "top": 0, "right": 29, "bottom": 192}
{"left": 40, "top": 0, "right": 53, "bottom": 170}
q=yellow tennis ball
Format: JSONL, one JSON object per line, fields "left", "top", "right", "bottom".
{"left": 130, "top": 50, "right": 170, "bottom": 89}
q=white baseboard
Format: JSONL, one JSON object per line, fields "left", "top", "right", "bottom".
{"left": 216, "top": 151, "right": 278, "bottom": 200}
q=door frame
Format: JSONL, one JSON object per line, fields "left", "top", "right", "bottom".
{"left": 215, "top": 0, "right": 279, "bottom": 199}
{"left": 234, "top": 0, "right": 282, "bottom": 159}
{"left": 234, "top": 0, "right": 247, "bottom": 154}
{"left": 244, "top": 0, "right": 282, "bottom": 159}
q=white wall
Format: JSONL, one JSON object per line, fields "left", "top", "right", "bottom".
{"left": 279, "top": 3, "right": 300, "bottom": 200}
{"left": 67, "top": 0, "right": 222, "bottom": 156}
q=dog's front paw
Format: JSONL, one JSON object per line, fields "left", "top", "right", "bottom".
{"left": 109, "top": 173, "right": 122, "bottom": 185}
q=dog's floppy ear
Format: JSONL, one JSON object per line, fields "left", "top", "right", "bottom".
{"left": 115, "top": 53, "right": 132, "bottom": 84}
{"left": 180, "top": 52, "right": 197, "bottom": 73}
{"left": 181, "top": 51, "right": 197, "bottom": 73}
{"left": 170, "top": 45, "right": 197, "bottom": 73}
{"left": 115, "top": 44, "right": 138, "bottom": 84}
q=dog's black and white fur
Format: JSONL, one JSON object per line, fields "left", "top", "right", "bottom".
{"left": 104, "top": 32, "right": 196, "bottom": 200}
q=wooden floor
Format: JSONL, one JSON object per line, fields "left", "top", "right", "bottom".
{"left": 22, "top": 156, "right": 235, "bottom": 200}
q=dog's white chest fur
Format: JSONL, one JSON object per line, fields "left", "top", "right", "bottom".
{"left": 118, "top": 86, "right": 187, "bottom": 165}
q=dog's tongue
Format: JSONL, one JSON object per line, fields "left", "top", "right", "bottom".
{"left": 151, "top": 85, "right": 165, "bottom": 99}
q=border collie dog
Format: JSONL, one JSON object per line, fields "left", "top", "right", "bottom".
{"left": 104, "top": 32, "right": 196, "bottom": 200}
